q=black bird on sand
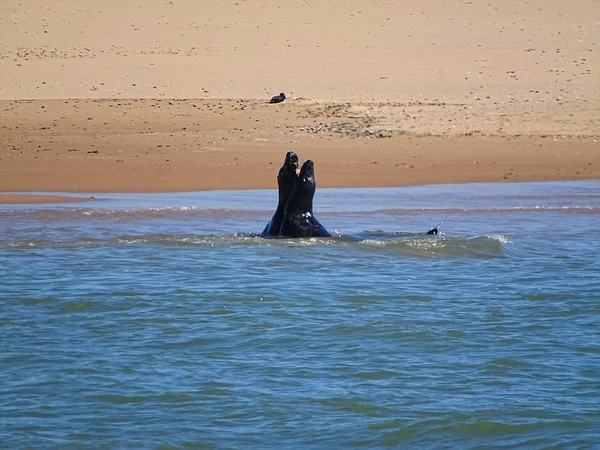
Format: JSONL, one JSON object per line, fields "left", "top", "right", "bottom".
{"left": 268, "top": 92, "right": 286, "bottom": 104}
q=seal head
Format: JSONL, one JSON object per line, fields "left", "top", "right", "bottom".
{"left": 280, "top": 160, "right": 331, "bottom": 238}
{"left": 262, "top": 151, "right": 300, "bottom": 236}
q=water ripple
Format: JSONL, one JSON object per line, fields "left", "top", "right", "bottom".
{"left": 1, "top": 183, "right": 599, "bottom": 448}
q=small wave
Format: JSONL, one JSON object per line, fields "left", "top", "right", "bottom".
{"left": 1, "top": 232, "right": 510, "bottom": 258}
{"left": 487, "top": 358, "right": 533, "bottom": 370}
{"left": 313, "top": 397, "right": 395, "bottom": 416}
{"left": 481, "top": 233, "right": 513, "bottom": 244}
{"left": 58, "top": 302, "right": 95, "bottom": 313}
{"left": 436, "top": 418, "right": 588, "bottom": 436}
{"left": 0, "top": 206, "right": 268, "bottom": 221}
{"left": 90, "top": 394, "right": 145, "bottom": 404}
{"left": 356, "top": 234, "right": 508, "bottom": 258}
{"left": 331, "top": 206, "right": 600, "bottom": 216}
{"left": 360, "top": 230, "right": 436, "bottom": 237}
{"left": 2, "top": 204, "right": 598, "bottom": 223}
{"left": 2, "top": 233, "right": 265, "bottom": 249}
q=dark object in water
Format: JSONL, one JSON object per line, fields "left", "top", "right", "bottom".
{"left": 280, "top": 160, "right": 331, "bottom": 238}
{"left": 268, "top": 92, "right": 286, "bottom": 104}
{"left": 262, "top": 151, "right": 300, "bottom": 237}
{"left": 426, "top": 223, "right": 442, "bottom": 235}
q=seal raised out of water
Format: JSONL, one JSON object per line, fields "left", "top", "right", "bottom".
{"left": 280, "top": 159, "right": 331, "bottom": 238}
{"left": 268, "top": 92, "right": 286, "bottom": 104}
{"left": 262, "top": 151, "right": 300, "bottom": 236}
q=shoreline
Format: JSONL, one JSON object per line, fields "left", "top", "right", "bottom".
{"left": 0, "top": 194, "right": 98, "bottom": 205}
{"left": 2, "top": 177, "right": 598, "bottom": 206}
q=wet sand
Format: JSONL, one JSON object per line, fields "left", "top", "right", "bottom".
{"left": 0, "top": 194, "right": 96, "bottom": 205}
{"left": 1, "top": 0, "right": 598, "bottom": 204}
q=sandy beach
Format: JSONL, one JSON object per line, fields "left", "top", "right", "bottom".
{"left": 1, "top": 0, "right": 598, "bottom": 204}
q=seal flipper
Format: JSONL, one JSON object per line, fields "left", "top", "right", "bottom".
{"left": 426, "top": 223, "right": 442, "bottom": 235}
{"left": 261, "top": 220, "right": 272, "bottom": 236}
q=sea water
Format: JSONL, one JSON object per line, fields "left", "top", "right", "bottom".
{"left": 1, "top": 181, "right": 599, "bottom": 449}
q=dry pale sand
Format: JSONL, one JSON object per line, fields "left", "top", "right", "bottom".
{"left": 1, "top": 0, "right": 598, "bottom": 204}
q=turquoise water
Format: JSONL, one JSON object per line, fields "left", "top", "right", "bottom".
{"left": 1, "top": 181, "right": 599, "bottom": 449}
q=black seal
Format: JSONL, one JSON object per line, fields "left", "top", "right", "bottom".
{"left": 262, "top": 151, "right": 300, "bottom": 236}
{"left": 268, "top": 92, "right": 286, "bottom": 104}
{"left": 280, "top": 160, "right": 331, "bottom": 238}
